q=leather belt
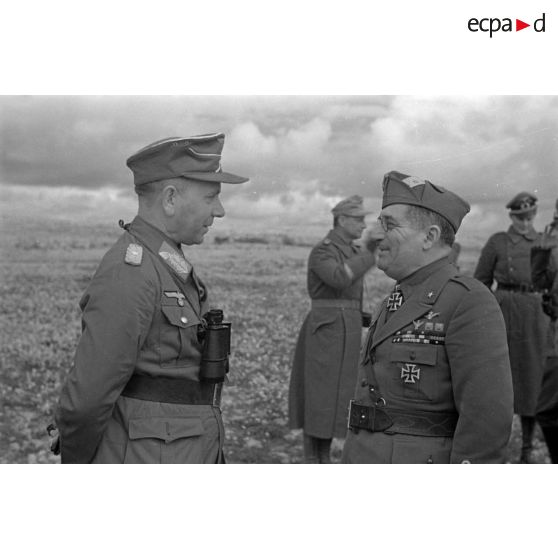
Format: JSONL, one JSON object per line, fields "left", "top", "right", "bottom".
{"left": 497, "top": 282, "right": 539, "bottom": 294}
{"left": 122, "top": 374, "right": 214, "bottom": 405}
{"left": 312, "top": 299, "right": 361, "bottom": 310}
{"left": 348, "top": 400, "right": 458, "bottom": 437}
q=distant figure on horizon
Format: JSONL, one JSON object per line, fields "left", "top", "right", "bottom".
{"left": 288, "top": 195, "right": 379, "bottom": 463}
{"left": 474, "top": 192, "right": 549, "bottom": 464}
{"left": 53, "top": 133, "right": 248, "bottom": 464}
{"left": 342, "top": 171, "right": 513, "bottom": 464}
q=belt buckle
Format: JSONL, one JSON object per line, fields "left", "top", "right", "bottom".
{"left": 348, "top": 399, "right": 367, "bottom": 432}
{"left": 348, "top": 400, "right": 372, "bottom": 432}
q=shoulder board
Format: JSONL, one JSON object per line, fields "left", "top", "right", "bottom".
{"left": 124, "top": 243, "right": 143, "bottom": 266}
{"left": 449, "top": 275, "right": 476, "bottom": 291}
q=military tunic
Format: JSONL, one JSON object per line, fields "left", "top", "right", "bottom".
{"left": 55, "top": 216, "right": 224, "bottom": 464}
{"left": 289, "top": 228, "right": 375, "bottom": 439}
{"left": 342, "top": 258, "right": 513, "bottom": 464}
{"left": 474, "top": 226, "right": 549, "bottom": 415}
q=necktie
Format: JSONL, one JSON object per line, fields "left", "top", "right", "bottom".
{"left": 386, "top": 284, "right": 404, "bottom": 312}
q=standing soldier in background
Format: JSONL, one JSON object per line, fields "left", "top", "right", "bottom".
{"left": 342, "top": 171, "right": 513, "bottom": 464}
{"left": 532, "top": 198, "right": 558, "bottom": 462}
{"left": 53, "top": 133, "right": 248, "bottom": 463}
{"left": 289, "top": 196, "right": 379, "bottom": 463}
{"left": 474, "top": 192, "right": 549, "bottom": 463}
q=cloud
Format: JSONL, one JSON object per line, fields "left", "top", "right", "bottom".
{"left": 1, "top": 95, "right": 556, "bottom": 210}
{"left": 364, "top": 96, "right": 558, "bottom": 203}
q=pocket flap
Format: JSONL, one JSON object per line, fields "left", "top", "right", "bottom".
{"left": 390, "top": 344, "right": 437, "bottom": 366}
{"left": 309, "top": 310, "right": 337, "bottom": 334}
{"left": 161, "top": 305, "right": 200, "bottom": 329}
{"left": 128, "top": 417, "right": 204, "bottom": 442}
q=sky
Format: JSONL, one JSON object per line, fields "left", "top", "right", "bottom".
{"left": 1, "top": 95, "right": 557, "bottom": 238}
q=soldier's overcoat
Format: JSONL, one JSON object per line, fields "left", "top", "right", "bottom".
{"left": 55, "top": 216, "right": 224, "bottom": 464}
{"left": 342, "top": 258, "right": 514, "bottom": 464}
{"left": 474, "top": 226, "right": 549, "bottom": 415}
{"left": 288, "top": 228, "right": 375, "bottom": 438}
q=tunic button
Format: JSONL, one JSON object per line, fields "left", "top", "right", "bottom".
{"left": 410, "top": 351, "right": 416, "bottom": 361}
{"left": 180, "top": 317, "right": 188, "bottom": 324}
{"left": 361, "top": 380, "right": 368, "bottom": 387}
{"left": 369, "top": 386, "right": 375, "bottom": 393}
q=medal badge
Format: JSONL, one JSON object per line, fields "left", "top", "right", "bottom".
{"left": 387, "top": 285, "right": 404, "bottom": 311}
{"left": 401, "top": 363, "right": 421, "bottom": 384}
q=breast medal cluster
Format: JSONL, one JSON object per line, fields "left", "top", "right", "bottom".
{"left": 394, "top": 310, "right": 445, "bottom": 385}
{"left": 392, "top": 310, "right": 446, "bottom": 345}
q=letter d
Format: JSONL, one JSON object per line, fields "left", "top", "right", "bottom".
{"left": 534, "top": 13, "right": 545, "bottom": 32}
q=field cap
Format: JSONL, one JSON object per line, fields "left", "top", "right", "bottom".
{"left": 382, "top": 170, "right": 470, "bottom": 232}
{"left": 506, "top": 192, "right": 538, "bottom": 216}
{"left": 126, "top": 133, "right": 249, "bottom": 187}
{"left": 331, "top": 195, "right": 371, "bottom": 217}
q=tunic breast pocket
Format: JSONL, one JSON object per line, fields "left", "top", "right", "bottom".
{"left": 159, "top": 300, "right": 201, "bottom": 367}
{"left": 390, "top": 344, "right": 439, "bottom": 402}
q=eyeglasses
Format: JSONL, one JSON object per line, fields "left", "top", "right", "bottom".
{"left": 377, "top": 217, "right": 407, "bottom": 232}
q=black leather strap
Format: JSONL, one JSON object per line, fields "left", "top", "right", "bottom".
{"left": 348, "top": 401, "right": 457, "bottom": 437}
{"left": 497, "top": 282, "right": 538, "bottom": 293}
{"left": 122, "top": 374, "right": 214, "bottom": 405}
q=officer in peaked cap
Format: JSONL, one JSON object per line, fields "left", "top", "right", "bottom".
{"left": 289, "top": 194, "right": 380, "bottom": 463}
{"left": 342, "top": 171, "right": 513, "bottom": 464}
{"left": 54, "top": 133, "right": 248, "bottom": 464}
{"left": 475, "top": 190, "right": 549, "bottom": 463}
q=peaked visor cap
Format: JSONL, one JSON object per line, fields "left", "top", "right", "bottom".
{"left": 126, "top": 133, "right": 249, "bottom": 187}
{"left": 382, "top": 170, "right": 470, "bottom": 232}
{"left": 506, "top": 191, "right": 538, "bottom": 215}
{"left": 331, "top": 195, "right": 371, "bottom": 217}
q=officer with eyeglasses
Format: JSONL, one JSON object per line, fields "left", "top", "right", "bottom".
{"left": 342, "top": 171, "right": 513, "bottom": 464}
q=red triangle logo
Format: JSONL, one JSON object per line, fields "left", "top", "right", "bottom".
{"left": 516, "top": 19, "right": 530, "bottom": 31}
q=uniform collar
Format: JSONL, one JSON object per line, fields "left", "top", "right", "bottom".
{"left": 400, "top": 256, "right": 449, "bottom": 286}
{"left": 327, "top": 227, "right": 358, "bottom": 254}
{"left": 507, "top": 224, "right": 538, "bottom": 242}
{"left": 331, "top": 226, "right": 354, "bottom": 245}
{"left": 128, "top": 216, "right": 182, "bottom": 255}
{"left": 399, "top": 256, "right": 450, "bottom": 299}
